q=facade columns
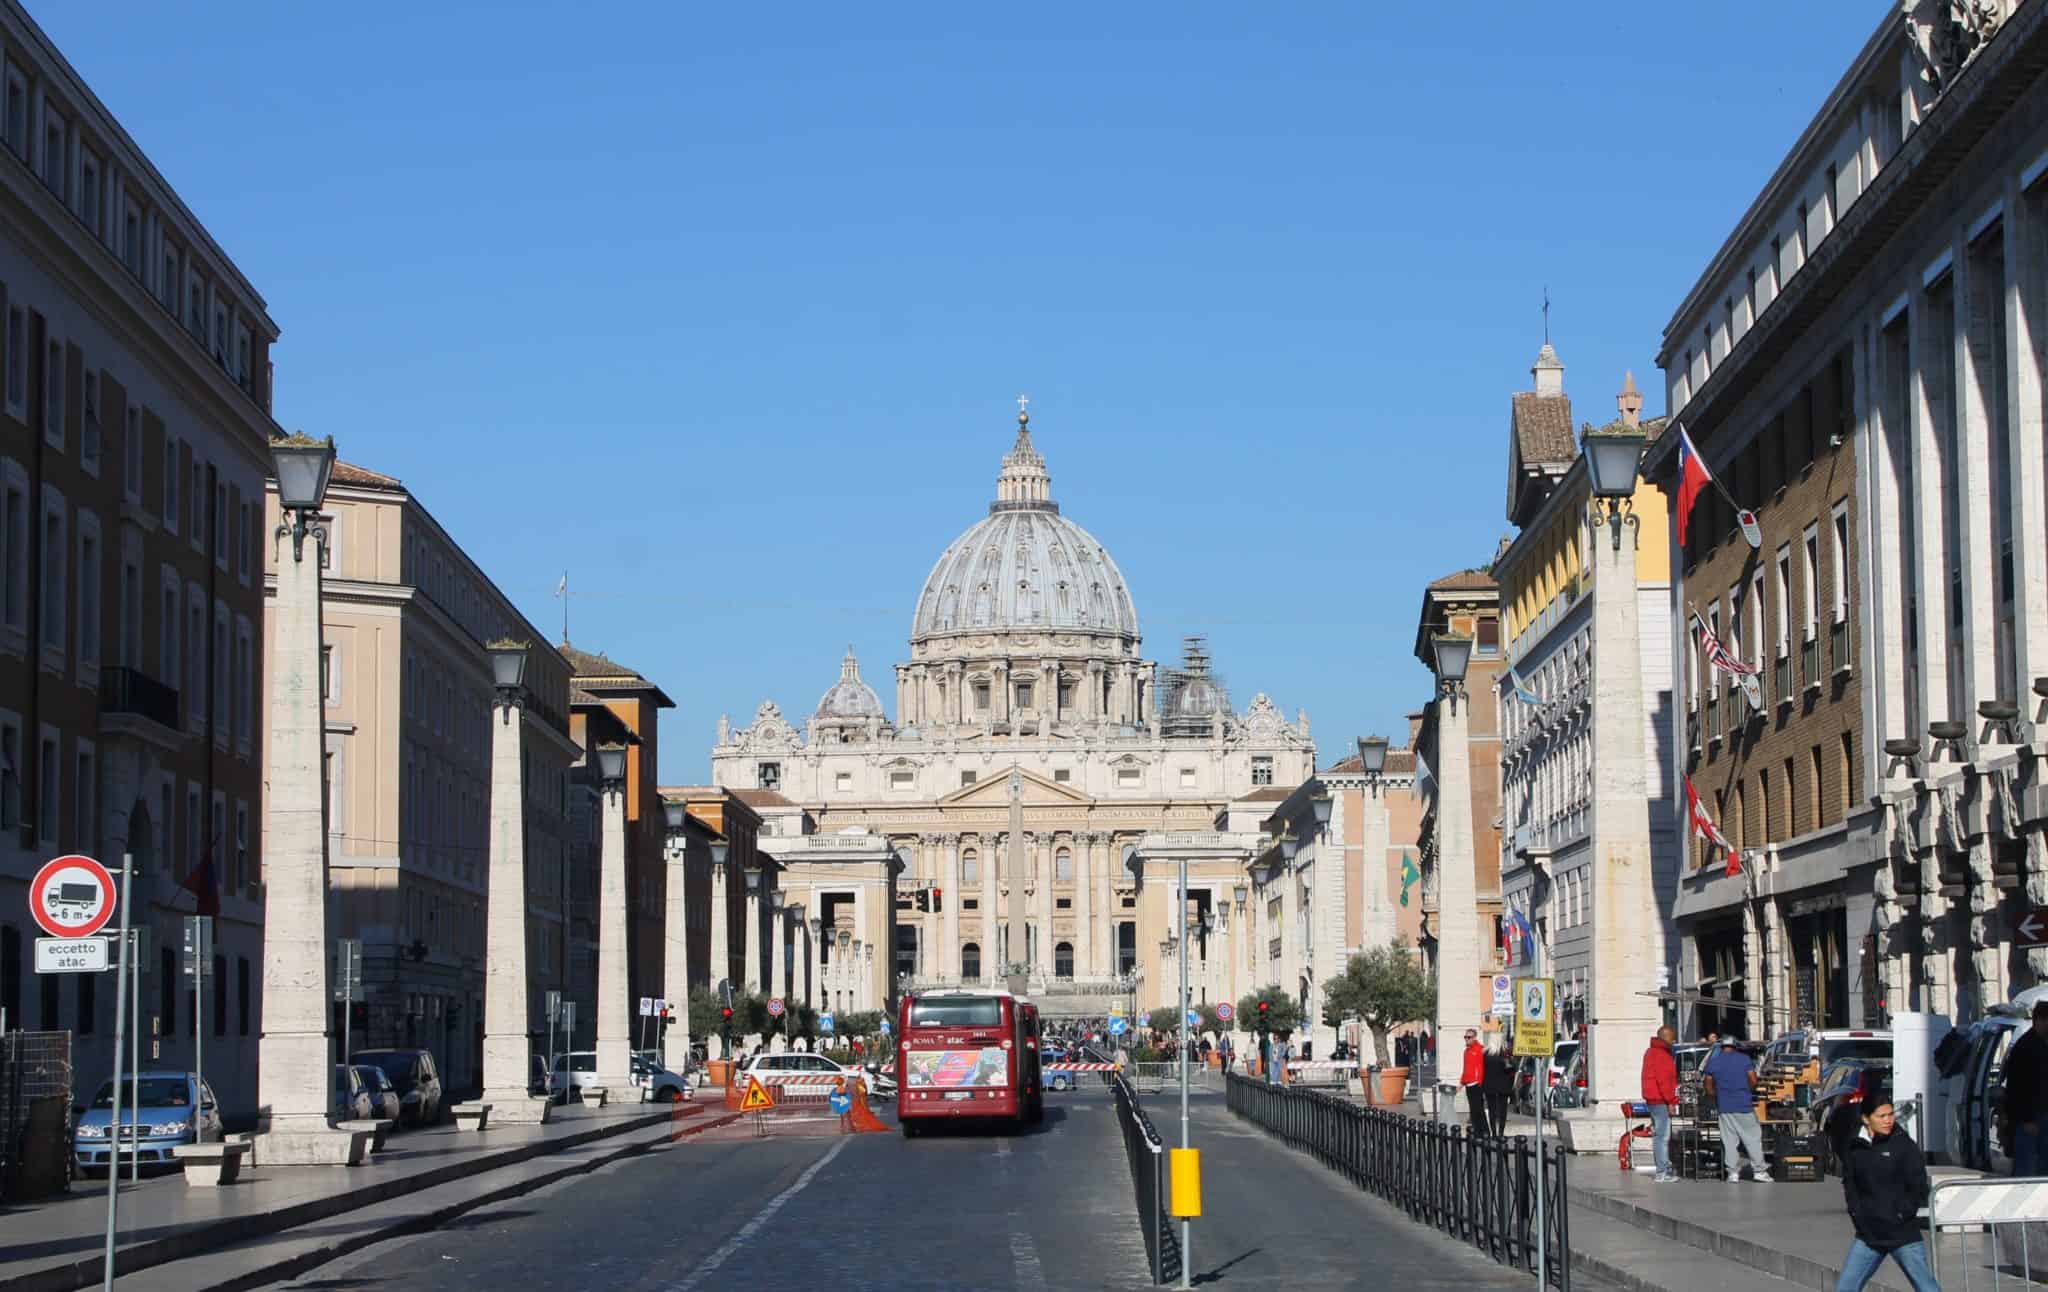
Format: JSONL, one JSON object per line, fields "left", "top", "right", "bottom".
{"left": 981, "top": 833, "right": 1000, "bottom": 974}
{"left": 768, "top": 903, "right": 786, "bottom": 1003}
{"left": 1360, "top": 784, "right": 1395, "bottom": 950}
{"left": 1584, "top": 513, "right": 1659, "bottom": 1107}
{"left": 476, "top": 674, "right": 550, "bottom": 1122}
{"left": 942, "top": 835, "right": 961, "bottom": 979}
{"left": 662, "top": 835, "right": 693, "bottom": 1076}
{"left": 744, "top": 886, "right": 763, "bottom": 992}
{"left": 707, "top": 864, "right": 730, "bottom": 992}
{"left": 1431, "top": 686, "right": 1482, "bottom": 1051}
{"left": 1074, "top": 831, "right": 1094, "bottom": 978}
{"left": 593, "top": 769, "right": 634, "bottom": 1094}
{"left": 256, "top": 495, "right": 364, "bottom": 1165}
{"left": 1036, "top": 836, "right": 1055, "bottom": 975}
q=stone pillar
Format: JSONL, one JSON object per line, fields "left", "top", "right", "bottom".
{"left": 1361, "top": 784, "right": 1395, "bottom": 950}
{"left": 708, "top": 864, "right": 730, "bottom": 993}
{"left": 768, "top": 903, "right": 786, "bottom": 1003}
{"left": 744, "top": 886, "right": 763, "bottom": 993}
{"left": 1741, "top": 893, "right": 1765, "bottom": 1041}
{"left": 663, "top": 836, "right": 693, "bottom": 1076}
{"left": 1584, "top": 512, "right": 1660, "bottom": 1108}
{"left": 981, "top": 834, "right": 1000, "bottom": 976}
{"left": 942, "top": 836, "right": 961, "bottom": 980}
{"left": 256, "top": 514, "right": 365, "bottom": 1165}
{"left": 475, "top": 688, "right": 550, "bottom": 1122}
{"left": 593, "top": 778, "right": 633, "bottom": 1094}
{"left": 1431, "top": 688, "right": 1482, "bottom": 1053}
{"left": 1075, "top": 832, "right": 1094, "bottom": 979}
{"left": 1036, "top": 837, "right": 1055, "bottom": 976}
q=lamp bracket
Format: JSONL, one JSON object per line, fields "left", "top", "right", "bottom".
{"left": 277, "top": 512, "right": 328, "bottom": 565}
{"left": 1589, "top": 496, "right": 1639, "bottom": 551}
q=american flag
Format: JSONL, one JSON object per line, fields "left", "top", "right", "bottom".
{"left": 1685, "top": 776, "right": 1742, "bottom": 877}
{"left": 1692, "top": 611, "right": 1761, "bottom": 679}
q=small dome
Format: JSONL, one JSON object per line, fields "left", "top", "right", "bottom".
{"left": 815, "top": 647, "right": 886, "bottom": 721}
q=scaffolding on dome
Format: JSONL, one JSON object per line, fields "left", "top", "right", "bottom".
{"left": 1157, "top": 636, "right": 1233, "bottom": 740}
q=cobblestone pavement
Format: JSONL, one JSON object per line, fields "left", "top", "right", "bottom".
{"left": 269, "top": 1088, "right": 1553, "bottom": 1290}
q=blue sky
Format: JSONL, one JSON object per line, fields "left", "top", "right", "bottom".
{"left": 38, "top": 2, "right": 1877, "bottom": 781}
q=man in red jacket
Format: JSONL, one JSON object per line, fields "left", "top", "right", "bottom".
{"left": 1641, "top": 1025, "right": 1680, "bottom": 1182}
{"left": 1460, "top": 1029, "right": 1486, "bottom": 1133}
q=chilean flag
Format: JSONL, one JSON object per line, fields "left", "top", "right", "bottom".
{"left": 1675, "top": 426, "right": 1713, "bottom": 547}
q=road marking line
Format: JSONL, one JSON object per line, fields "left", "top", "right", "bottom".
{"left": 666, "top": 1137, "right": 850, "bottom": 1290}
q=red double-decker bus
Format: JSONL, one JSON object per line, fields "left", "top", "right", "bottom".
{"left": 896, "top": 989, "right": 1042, "bottom": 1136}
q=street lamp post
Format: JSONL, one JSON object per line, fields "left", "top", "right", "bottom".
{"left": 256, "top": 433, "right": 366, "bottom": 1165}
{"left": 471, "top": 639, "right": 551, "bottom": 1123}
{"left": 768, "top": 889, "right": 788, "bottom": 1048}
{"left": 593, "top": 743, "right": 634, "bottom": 1096}
{"left": 808, "top": 916, "right": 823, "bottom": 1015}
{"left": 1428, "top": 632, "right": 1481, "bottom": 1071}
{"left": 660, "top": 798, "right": 694, "bottom": 1081}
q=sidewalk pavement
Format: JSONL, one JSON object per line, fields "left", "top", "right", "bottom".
{"left": 0, "top": 1098, "right": 739, "bottom": 1292}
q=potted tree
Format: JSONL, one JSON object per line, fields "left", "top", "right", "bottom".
{"left": 1232, "top": 985, "right": 1302, "bottom": 1080}
{"left": 1324, "top": 939, "right": 1435, "bottom": 1105}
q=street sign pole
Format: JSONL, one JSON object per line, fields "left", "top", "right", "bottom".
{"left": 1177, "top": 855, "right": 1192, "bottom": 1292}
{"left": 100, "top": 854, "right": 132, "bottom": 1292}
{"left": 185, "top": 916, "right": 213, "bottom": 1142}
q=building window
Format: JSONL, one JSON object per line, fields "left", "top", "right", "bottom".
{"left": 889, "top": 769, "right": 913, "bottom": 790}
{"left": 76, "top": 515, "right": 99, "bottom": 669}
{"left": 37, "top": 732, "right": 57, "bottom": 845}
{"left": 39, "top": 494, "right": 63, "bottom": 652}
{"left": 1252, "top": 756, "right": 1273, "bottom": 786}
{"left": 962, "top": 849, "right": 980, "bottom": 884}
{"left": 960, "top": 770, "right": 977, "bottom": 787}
{"left": 961, "top": 943, "right": 981, "bottom": 980}
{"left": 1475, "top": 616, "right": 1499, "bottom": 656}
{"left": 1053, "top": 768, "right": 1071, "bottom": 783}
{"left": 1178, "top": 767, "right": 1197, "bottom": 788}
{"left": 1774, "top": 544, "right": 1793, "bottom": 699}
{"left": 80, "top": 370, "right": 98, "bottom": 471}
{"left": 238, "top": 956, "right": 251, "bottom": 1035}
{"left": 834, "top": 771, "right": 851, "bottom": 792}
{"left": 233, "top": 801, "right": 249, "bottom": 892}
{"left": 43, "top": 339, "right": 63, "bottom": 448}
{"left": 1055, "top": 941, "right": 1074, "bottom": 979}
{"left": 1055, "top": 848, "right": 1073, "bottom": 882}
{"left": 1015, "top": 681, "right": 1033, "bottom": 709}
{"left": 1, "top": 468, "right": 26, "bottom": 636}
{"left": 1117, "top": 923, "right": 1137, "bottom": 975}
{"left": 3, "top": 306, "right": 21, "bottom": 419}
{"left": 1117, "top": 767, "right": 1140, "bottom": 788}
{"left": 756, "top": 761, "right": 780, "bottom": 791}
{"left": 0, "top": 720, "right": 20, "bottom": 830}
{"left": 123, "top": 405, "right": 141, "bottom": 502}
{"left": 973, "top": 681, "right": 990, "bottom": 711}
{"left": 0, "top": 65, "right": 22, "bottom": 158}
{"left": 163, "top": 434, "right": 179, "bottom": 535}
{"left": 73, "top": 744, "right": 92, "bottom": 851}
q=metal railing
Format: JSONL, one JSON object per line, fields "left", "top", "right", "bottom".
{"left": 1111, "top": 1072, "right": 1181, "bottom": 1286}
{"left": 1127, "top": 1061, "right": 1218, "bottom": 1095}
{"left": 1929, "top": 1174, "right": 2048, "bottom": 1287}
{"left": 1226, "top": 1074, "right": 1570, "bottom": 1290}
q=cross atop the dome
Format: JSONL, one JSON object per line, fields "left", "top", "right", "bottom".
{"left": 1016, "top": 394, "right": 1030, "bottom": 426}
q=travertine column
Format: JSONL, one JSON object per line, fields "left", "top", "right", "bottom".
{"left": 1361, "top": 784, "right": 1395, "bottom": 950}
{"left": 768, "top": 902, "right": 786, "bottom": 1003}
{"left": 593, "top": 778, "right": 633, "bottom": 1094}
{"left": 707, "top": 864, "right": 729, "bottom": 993}
{"left": 942, "top": 835, "right": 961, "bottom": 979}
{"left": 1432, "top": 685, "right": 1482, "bottom": 1051}
{"left": 256, "top": 513, "right": 365, "bottom": 1164}
{"left": 1098, "top": 836, "right": 1119, "bottom": 976}
{"left": 981, "top": 834, "right": 999, "bottom": 977}
{"left": 1585, "top": 504, "right": 1659, "bottom": 1107}
{"left": 476, "top": 684, "right": 550, "bottom": 1122}
{"left": 1074, "top": 831, "right": 1094, "bottom": 978}
{"left": 1036, "top": 837, "right": 1055, "bottom": 975}
{"left": 744, "top": 886, "right": 763, "bottom": 992}
{"left": 662, "top": 836, "right": 693, "bottom": 1076}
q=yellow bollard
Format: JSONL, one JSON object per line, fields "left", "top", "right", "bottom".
{"left": 1168, "top": 1147, "right": 1202, "bottom": 1218}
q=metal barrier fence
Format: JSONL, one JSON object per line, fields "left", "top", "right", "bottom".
{"left": 1929, "top": 1175, "right": 2048, "bottom": 1288}
{"left": 1127, "top": 1061, "right": 1218, "bottom": 1095}
{"left": 1111, "top": 1072, "right": 1181, "bottom": 1285}
{"left": 0, "top": 1031, "right": 72, "bottom": 1201}
{"left": 1227, "top": 1073, "right": 1570, "bottom": 1290}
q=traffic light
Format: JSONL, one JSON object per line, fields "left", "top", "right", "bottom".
{"left": 931, "top": 886, "right": 943, "bottom": 913}
{"left": 914, "top": 888, "right": 931, "bottom": 913}
{"left": 720, "top": 1006, "right": 734, "bottom": 1023}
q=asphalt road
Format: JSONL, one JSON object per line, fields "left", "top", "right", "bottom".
{"left": 272, "top": 1089, "right": 1554, "bottom": 1291}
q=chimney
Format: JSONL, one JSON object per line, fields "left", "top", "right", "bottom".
{"left": 1617, "top": 370, "right": 1644, "bottom": 428}
{"left": 1532, "top": 343, "right": 1565, "bottom": 396}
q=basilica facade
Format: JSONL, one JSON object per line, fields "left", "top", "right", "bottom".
{"left": 709, "top": 409, "right": 1317, "bottom": 1018}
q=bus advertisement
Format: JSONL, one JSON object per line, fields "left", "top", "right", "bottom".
{"left": 896, "top": 990, "right": 1042, "bottom": 1135}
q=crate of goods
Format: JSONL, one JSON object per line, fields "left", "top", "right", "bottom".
{"left": 1671, "top": 1125, "right": 1723, "bottom": 1180}
{"left": 1769, "top": 1130, "right": 1825, "bottom": 1183}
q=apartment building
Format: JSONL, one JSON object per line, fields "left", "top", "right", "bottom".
{"left": 1647, "top": 0, "right": 2048, "bottom": 1034}
{"left": 1493, "top": 353, "right": 1681, "bottom": 1053}
{"left": 264, "top": 462, "right": 579, "bottom": 1095}
{"left": 0, "top": 3, "right": 278, "bottom": 1116}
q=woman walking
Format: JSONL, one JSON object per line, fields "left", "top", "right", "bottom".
{"left": 1481, "top": 1033, "right": 1515, "bottom": 1137}
{"left": 1834, "top": 1100, "right": 1938, "bottom": 1291}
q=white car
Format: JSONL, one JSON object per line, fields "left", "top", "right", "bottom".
{"left": 739, "top": 1052, "right": 883, "bottom": 1096}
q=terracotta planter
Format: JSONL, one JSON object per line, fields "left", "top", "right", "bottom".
{"left": 707, "top": 1059, "right": 733, "bottom": 1089}
{"left": 1376, "top": 1066, "right": 1410, "bottom": 1105}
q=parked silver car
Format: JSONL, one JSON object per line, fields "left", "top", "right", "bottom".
{"left": 354, "top": 1064, "right": 401, "bottom": 1121}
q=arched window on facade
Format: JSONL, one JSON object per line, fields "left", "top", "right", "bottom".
{"left": 961, "top": 942, "right": 981, "bottom": 982}
{"left": 961, "top": 849, "right": 979, "bottom": 884}
{"left": 1055, "top": 941, "right": 1074, "bottom": 979}
{"left": 1055, "top": 848, "right": 1073, "bottom": 882}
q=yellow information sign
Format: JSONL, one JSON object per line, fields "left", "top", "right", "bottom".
{"left": 739, "top": 1077, "right": 777, "bottom": 1112}
{"left": 1511, "top": 977, "right": 1555, "bottom": 1060}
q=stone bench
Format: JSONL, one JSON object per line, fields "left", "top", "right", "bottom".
{"left": 225, "top": 1131, "right": 257, "bottom": 1168}
{"left": 579, "top": 1086, "right": 609, "bottom": 1108}
{"left": 172, "top": 1140, "right": 250, "bottom": 1187}
{"left": 338, "top": 1118, "right": 397, "bottom": 1153}
{"left": 451, "top": 1103, "right": 491, "bottom": 1132}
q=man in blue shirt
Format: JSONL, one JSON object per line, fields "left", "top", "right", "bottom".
{"left": 1701, "top": 1037, "right": 1770, "bottom": 1183}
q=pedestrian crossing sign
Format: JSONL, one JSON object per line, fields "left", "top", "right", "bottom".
{"left": 1512, "top": 977, "right": 1555, "bottom": 1059}
{"left": 739, "top": 1077, "right": 777, "bottom": 1112}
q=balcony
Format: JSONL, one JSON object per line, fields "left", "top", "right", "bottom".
{"left": 99, "top": 667, "right": 184, "bottom": 748}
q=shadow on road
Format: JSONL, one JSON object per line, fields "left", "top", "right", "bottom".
{"left": 892, "top": 1106, "right": 1071, "bottom": 1137}
{"left": 1194, "top": 1247, "right": 1264, "bottom": 1285}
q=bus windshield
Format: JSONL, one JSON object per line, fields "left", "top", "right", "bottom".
{"left": 908, "top": 996, "right": 1003, "bottom": 1028}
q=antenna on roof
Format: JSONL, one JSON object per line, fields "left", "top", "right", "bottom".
{"left": 1542, "top": 286, "right": 1550, "bottom": 345}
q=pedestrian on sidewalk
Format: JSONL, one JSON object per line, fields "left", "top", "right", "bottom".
{"left": 1641, "top": 1025, "right": 1681, "bottom": 1183}
{"left": 1999, "top": 1000, "right": 2048, "bottom": 1175}
{"left": 1702, "top": 1036, "right": 1770, "bottom": 1184}
{"left": 1460, "top": 1029, "right": 1486, "bottom": 1134}
{"left": 1833, "top": 1099, "right": 1938, "bottom": 1292}
{"left": 1482, "top": 1033, "right": 1514, "bottom": 1137}
{"left": 1221, "top": 1035, "right": 1235, "bottom": 1076}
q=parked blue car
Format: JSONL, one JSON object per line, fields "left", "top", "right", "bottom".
{"left": 73, "top": 1071, "right": 222, "bottom": 1174}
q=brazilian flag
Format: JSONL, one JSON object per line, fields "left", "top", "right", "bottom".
{"left": 1399, "top": 853, "right": 1421, "bottom": 907}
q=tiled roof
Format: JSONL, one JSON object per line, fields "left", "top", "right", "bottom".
{"left": 1428, "top": 569, "right": 1497, "bottom": 591}
{"left": 1236, "top": 787, "right": 1293, "bottom": 802}
{"left": 1511, "top": 391, "right": 1575, "bottom": 465}
{"left": 1320, "top": 750, "right": 1417, "bottom": 775}
{"left": 559, "top": 642, "right": 646, "bottom": 679}
{"left": 732, "top": 788, "right": 797, "bottom": 809}
{"left": 330, "top": 460, "right": 402, "bottom": 489}
{"left": 559, "top": 642, "right": 675, "bottom": 707}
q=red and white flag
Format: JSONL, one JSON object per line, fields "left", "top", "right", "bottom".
{"left": 1685, "top": 777, "right": 1742, "bottom": 878}
{"left": 1676, "top": 426, "right": 1714, "bottom": 547}
{"left": 1691, "top": 611, "right": 1760, "bottom": 678}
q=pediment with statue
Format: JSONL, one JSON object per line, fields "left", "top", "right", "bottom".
{"left": 939, "top": 765, "right": 1094, "bottom": 807}
{"left": 728, "top": 700, "right": 804, "bottom": 751}
{"left": 1230, "top": 693, "right": 1309, "bottom": 747}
